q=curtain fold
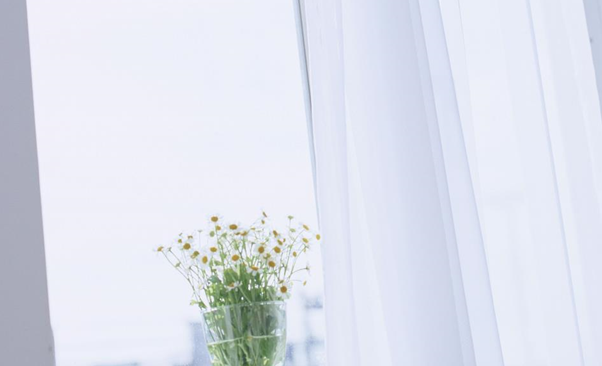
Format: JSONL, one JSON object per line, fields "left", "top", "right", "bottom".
{"left": 443, "top": 0, "right": 602, "bottom": 364}
{"left": 303, "top": 0, "right": 602, "bottom": 365}
{"left": 303, "top": 0, "right": 502, "bottom": 364}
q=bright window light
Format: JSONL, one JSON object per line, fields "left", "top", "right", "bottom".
{"left": 28, "top": 0, "right": 325, "bottom": 365}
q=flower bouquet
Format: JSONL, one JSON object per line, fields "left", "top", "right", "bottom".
{"left": 157, "top": 212, "right": 320, "bottom": 366}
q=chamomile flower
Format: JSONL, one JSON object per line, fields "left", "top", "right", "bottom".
{"left": 271, "top": 245, "right": 283, "bottom": 256}
{"left": 157, "top": 213, "right": 318, "bottom": 309}
{"left": 246, "top": 265, "right": 260, "bottom": 275}
{"left": 177, "top": 234, "right": 193, "bottom": 251}
{"left": 277, "top": 281, "right": 292, "bottom": 299}
{"left": 225, "top": 281, "right": 241, "bottom": 292}
{"left": 207, "top": 244, "right": 219, "bottom": 257}
{"left": 265, "top": 257, "right": 279, "bottom": 270}
{"left": 254, "top": 244, "right": 268, "bottom": 256}
{"left": 197, "top": 251, "right": 211, "bottom": 269}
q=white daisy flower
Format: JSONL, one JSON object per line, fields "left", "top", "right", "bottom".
{"left": 225, "top": 281, "right": 241, "bottom": 292}
{"left": 277, "top": 281, "right": 292, "bottom": 299}
{"left": 230, "top": 253, "right": 242, "bottom": 264}
{"left": 264, "top": 257, "right": 279, "bottom": 270}
{"left": 271, "top": 244, "right": 283, "bottom": 256}
{"left": 197, "top": 251, "right": 211, "bottom": 269}
{"left": 206, "top": 244, "right": 219, "bottom": 257}
{"left": 254, "top": 243, "right": 268, "bottom": 256}
{"left": 246, "top": 265, "right": 260, "bottom": 275}
{"left": 178, "top": 235, "right": 193, "bottom": 251}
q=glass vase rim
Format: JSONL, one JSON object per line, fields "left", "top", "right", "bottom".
{"left": 201, "top": 300, "right": 286, "bottom": 314}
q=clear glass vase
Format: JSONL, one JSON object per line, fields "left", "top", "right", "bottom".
{"left": 201, "top": 301, "right": 287, "bottom": 366}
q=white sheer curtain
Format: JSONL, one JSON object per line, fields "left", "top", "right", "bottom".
{"left": 301, "top": 0, "right": 602, "bottom": 365}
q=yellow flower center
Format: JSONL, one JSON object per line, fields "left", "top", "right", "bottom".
{"left": 251, "top": 266, "right": 259, "bottom": 271}
{"left": 191, "top": 251, "right": 199, "bottom": 259}
{"left": 293, "top": 251, "right": 298, "bottom": 257}
{"left": 258, "top": 246, "right": 265, "bottom": 254}
{"left": 280, "top": 286, "right": 288, "bottom": 293}
{"left": 303, "top": 224, "right": 310, "bottom": 231}
{"left": 302, "top": 238, "right": 309, "bottom": 244}
{"left": 316, "top": 234, "right": 321, "bottom": 240}
{"left": 183, "top": 243, "right": 191, "bottom": 250}
{"left": 202, "top": 256, "right": 209, "bottom": 264}
{"left": 232, "top": 254, "right": 240, "bottom": 262}
{"left": 268, "top": 260, "right": 276, "bottom": 268}
{"left": 157, "top": 246, "right": 164, "bottom": 252}
{"left": 229, "top": 224, "right": 238, "bottom": 230}
{"left": 273, "top": 230, "right": 279, "bottom": 237}
{"left": 211, "top": 216, "right": 219, "bottom": 222}
{"left": 274, "top": 246, "right": 281, "bottom": 254}
{"left": 210, "top": 246, "right": 218, "bottom": 253}
{"left": 216, "top": 225, "right": 222, "bottom": 231}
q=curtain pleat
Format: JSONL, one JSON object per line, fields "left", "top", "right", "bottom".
{"left": 303, "top": 0, "right": 602, "bottom": 364}
{"left": 303, "top": 0, "right": 502, "bottom": 364}
{"left": 444, "top": 0, "right": 602, "bottom": 364}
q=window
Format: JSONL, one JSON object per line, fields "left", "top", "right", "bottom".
{"left": 29, "top": 1, "right": 325, "bottom": 365}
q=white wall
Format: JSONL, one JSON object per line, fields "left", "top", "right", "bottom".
{"left": 0, "top": 0, "right": 55, "bottom": 364}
